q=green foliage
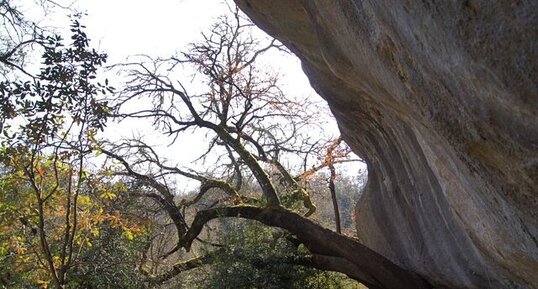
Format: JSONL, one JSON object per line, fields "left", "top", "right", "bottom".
{"left": 65, "top": 193, "right": 151, "bottom": 289}
{"left": 67, "top": 236, "right": 148, "bottom": 289}
{"left": 179, "top": 220, "right": 361, "bottom": 289}
{"left": 0, "top": 14, "right": 113, "bottom": 145}
{"left": 0, "top": 148, "right": 152, "bottom": 288}
{"left": 309, "top": 172, "right": 365, "bottom": 233}
{"left": 2, "top": 8, "right": 369, "bottom": 289}
{"left": 0, "top": 165, "right": 151, "bottom": 287}
{"left": 0, "top": 14, "right": 154, "bottom": 289}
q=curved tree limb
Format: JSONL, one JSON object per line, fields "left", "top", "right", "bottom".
{"left": 181, "top": 205, "right": 432, "bottom": 289}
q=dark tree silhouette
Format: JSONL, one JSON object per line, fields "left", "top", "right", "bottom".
{"left": 102, "top": 7, "right": 431, "bottom": 289}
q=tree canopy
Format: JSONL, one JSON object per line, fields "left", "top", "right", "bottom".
{"left": 1, "top": 2, "right": 432, "bottom": 289}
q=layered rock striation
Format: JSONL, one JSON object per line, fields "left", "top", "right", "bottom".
{"left": 234, "top": 1, "right": 537, "bottom": 288}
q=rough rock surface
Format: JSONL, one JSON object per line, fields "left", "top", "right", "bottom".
{"left": 234, "top": 1, "right": 537, "bottom": 288}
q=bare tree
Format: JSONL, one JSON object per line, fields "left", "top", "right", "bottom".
{"left": 101, "top": 7, "right": 431, "bottom": 289}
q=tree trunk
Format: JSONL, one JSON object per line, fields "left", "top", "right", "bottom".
{"left": 183, "top": 205, "right": 432, "bottom": 289}
{"left": 328, "top": 163, "right": 342, "bottom": 233}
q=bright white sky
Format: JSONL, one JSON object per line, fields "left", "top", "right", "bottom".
{"left": 74, "top": 0, "right": 315, "bottom": 96}
{"left": 77, "top": 0, "right": 228, "bottom": 59}
{"left": 18, "top": 0, "right": 366, "bottom": 193}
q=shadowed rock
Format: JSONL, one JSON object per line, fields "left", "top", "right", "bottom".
{"left": 234, "top": 1, "right": 537, "bottom": 288}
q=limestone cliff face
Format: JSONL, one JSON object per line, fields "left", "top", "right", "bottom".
{"left": 234, "top": 1, "right": 537, "bottom": 288}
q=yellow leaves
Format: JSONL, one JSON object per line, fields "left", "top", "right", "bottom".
{"left": 52, "top": 255, "right": 62, "bottom": 268}
{"left": 122, "top": 224, "right": 145, "bottom": 241}
{"left": 80, "top": 170, "right": 89, "bottom": 181}
{"left": 87, "top": 208, "right": 146, "bottom": 242}
{"left": 1, "top": 148, "right": 154, "bottom": 283}
{"left": 87, "top": 128, "right": 97, "bottom": 144}
{"left": 0, "top": 244, "right": 8, "bottom": 255}
{"left": 9, "top": 235, "right": 29, "bottom": 256}
{"left": 123, "top": 230, "right": 134, "bottom": 240}
{"left": 1, "top": 148, "right": 155, "bottom": 285}
{"left": 93, "top": 146, "right": 103, "bottom": 156}
{"left": 99, "top": 191, "right": 117, "bottom": 200}
{"left": 15, "top": 246, "right": 27, "bottom": 254}
{"left": 101, "top": 168, "right": 113, "bottom": 177}
{"left": 95, "top": 180, "right": 127, "bottom": 200}
{"left": 74, "top": 235, "right": 93, "bottom": 249}
{"left": 112, "top": 180, "right": 127, "bottom": 193}
{"left": 77, "top": 195, "right": 93, "bottom": 209}
{"left": 36, "top": 279, "right": 49, "bottom": 289}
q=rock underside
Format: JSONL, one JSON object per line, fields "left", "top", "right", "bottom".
{"left": 234, "top": 1, "right": 537, "bottom": 288}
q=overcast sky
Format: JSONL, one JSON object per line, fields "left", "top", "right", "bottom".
{"left": 19, "top": 0, "right": 365, "bottom": 191}
{"left": 76, "top": 0, "right": 228, "bottom": 59}
{"left": 72, "top": 0, "right": 316, "bottom": 96}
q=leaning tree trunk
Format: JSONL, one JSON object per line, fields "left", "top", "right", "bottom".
{"left": 233, "top": 1, "right": 538, "bottom": 288}
{"left": 182, "top": 206, "right": 432, "bottom": 289}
